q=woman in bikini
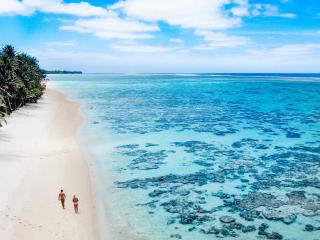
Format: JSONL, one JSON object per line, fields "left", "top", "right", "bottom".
{"left": 72, "top": 195, "right": 79, "bottom": 213}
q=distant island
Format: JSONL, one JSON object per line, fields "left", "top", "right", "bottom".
{"left": 44, "top": 70, "right": 82, "bottom": 74}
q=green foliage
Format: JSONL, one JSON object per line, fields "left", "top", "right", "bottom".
{"left": 0, "top": 87, "right": 7, "bottom": 127}
{"left": 0, "top": 44, "right": 46, "bottom": 126}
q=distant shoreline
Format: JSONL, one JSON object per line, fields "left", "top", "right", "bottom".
{"left": 46, "top": 72, "right": 320, "bottom": 77}
{"left": 44, "top": 70, "right": 83, "bottom": 74}
{"left": 47, "top": 73, "right": 320, "bottom": 83}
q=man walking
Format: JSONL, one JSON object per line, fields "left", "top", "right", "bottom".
{"left": 58, "top": 189, "right": 66, "bottom": 209}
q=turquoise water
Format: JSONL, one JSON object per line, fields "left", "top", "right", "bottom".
{"left": 49, "top": 74, "right": 320, "bottom": 240}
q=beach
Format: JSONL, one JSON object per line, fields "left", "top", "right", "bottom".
{"left": 0, "top": 85, "right": 97, "bottom": 240}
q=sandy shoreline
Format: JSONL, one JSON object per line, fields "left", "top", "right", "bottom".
{"left": 0, "top": 86, "right": 98, "bottom": 240}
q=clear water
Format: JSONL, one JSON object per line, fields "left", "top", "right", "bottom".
{"left": 49, "top": 74, "right": 320, "bottom": 240}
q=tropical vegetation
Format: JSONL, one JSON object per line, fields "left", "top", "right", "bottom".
{"left": 0, "top": 44, "right": 46, "bottom": 126}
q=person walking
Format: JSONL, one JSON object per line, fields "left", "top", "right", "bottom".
{"left": 72, "top": 195, "right": 79, "bottom": 213}
{"left": 58, "top": 189, "right": 66, "bottom": 209}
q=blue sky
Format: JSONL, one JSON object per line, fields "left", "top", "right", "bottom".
{"left": 1, "top": 0, "right": 319, "bottom": 73}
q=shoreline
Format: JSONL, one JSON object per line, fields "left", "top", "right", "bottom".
{"left": 0, "top": 85, "right": 99, "bottom": 240}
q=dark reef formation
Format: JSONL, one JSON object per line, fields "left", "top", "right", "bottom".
{"left": 85, "top": 78, "right": 320, "bottom": 239}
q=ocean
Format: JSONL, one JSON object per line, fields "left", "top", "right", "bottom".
{"left": 49, "top": 73, "right": 320, "bottom": 240}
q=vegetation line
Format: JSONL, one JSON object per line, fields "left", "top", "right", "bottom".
{"left": 0, "top": 44, "right": 46, "bottom": 127}
{"left": 43, "top": 70, "right": 82, "bottom": 74}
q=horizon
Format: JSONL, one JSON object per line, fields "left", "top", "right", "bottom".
{"left": 46, "top": 72, "right": 320, "bottom": 74}
{"left": 1, "top": 0, "right": 320, "bottom": 72}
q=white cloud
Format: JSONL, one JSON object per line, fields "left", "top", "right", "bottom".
{"left": 230, "top": 0, "right": 250, "bottom": 17}
{"left": 248, "top": 44, "right": 320, "bottom": 57}
{"left": 194, "top": 30, "right": 250, "bottom": 50}
{"left": 0, "top": 0, "right": 31, "bottom": 15}
{"left": 252, "top": 4, "right": 296, "bottom": 18}
{"left": 1, "top": 0, "right": 299, "bottom": 56}
{"left": 111, "top": 0, "right": 242, "bottom": 30}
{"left": 231, "top": 1, "right": 296, "bottom": 18}
{"left": 170, "top": 38, "right": 184, "bottom": 44}
{"left": 0, "top": 0, "right": 109, "bottom": 16}
{"left": 46, "top": 40, "right": 78, "bottom": 47}
{"left": 110, "top": 44, "right": 172, "bottom": 53}
{"left": 1, "top": 0, "right": 294, "bottom": 21}
{"left": 231, "top": 7, "right": 250, "bottom": 17}
{"left": 59, "top": 0, "right": 249, "bottom": 45}
{"left": 107, "top": 0, "right": 294, "bottom": 50}
{"left": 60, "top": 17, "right": 159, "bottom": 40}
{"left": 280, "top": 13, "right": 296, "bottom": 18}
{"left": 32, "top": 44, "right": 320, "bottom": 73}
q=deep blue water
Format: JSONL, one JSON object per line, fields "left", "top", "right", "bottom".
{"left": 49, "top": 74, "right": 320, "bottom": 240}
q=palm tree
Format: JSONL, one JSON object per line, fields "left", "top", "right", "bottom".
{"left": 16, "top": 53, "right": 45, "bottom": 103}
{"left": 0, "top": 87, "right": 7, "bottom": 126}
{"left": 0, "top": 44, "right": 19, "bottom": 111}
{"left": 0, "top": 44, "right": 46, "bottom": 127}
{"left": 0, "top": 53, "right": 9, "bottom": 126}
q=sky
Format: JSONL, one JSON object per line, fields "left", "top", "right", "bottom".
{"left": 0, "top": 0, "right": 319, "bottom": 73}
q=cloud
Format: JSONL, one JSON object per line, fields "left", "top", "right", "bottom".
{"left": 111, "top": 0, "right": 242, "bottom": 30}
{"left": 170, "top": 38, "right": 184, "bottom": 44}
{"left": 252, "top": 4, "right": 296, "bottom": 18}
{"left": 0, "top": 0, "right": 31, "bottom": 15}
{"left": 110, "top": 44, "right": 172, "bottom": 53}
{"left": 231, "top": 0, "right": 296, "bottom": 18}
{"left": 0, "top": 0, "right": 109, "bottom": 17}
{"left": 248, "top": 44, "right": 320, "bottom": 57}
{"left": 60, "top": 17, "right": 159, "bottom": 40}
{"left": 194, "top": 30, "right": 250, "bottom": 50}
{"left": 46, "top": 40, "right": 78, "bottom": 47}
{"left": 107, "top": 0, "right": 294, "bottom": 50}
{"left": 1, "top": 0, "right": 299, "bottom": 56}
{"left": 233, "top": 30, "right": 320, "bottom": 36}
{"left": 32, "top": 43, "right": 320, "bottom": 73}
{"left": 230, "top": 0, "right": 250, "bottom": 17}
{"left": 1, "top": 0, "right": 295, "bottom": 21}
{"left": 60, "top": 0, "right": 250, "bottom": 45}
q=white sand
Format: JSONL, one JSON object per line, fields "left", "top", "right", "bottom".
{"left": 0, "top": 86, "right": 98, "bottom": 240}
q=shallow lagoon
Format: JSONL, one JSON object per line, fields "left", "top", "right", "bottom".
{"left": 50, "top": 74, "right": 320, "bottom": 240}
